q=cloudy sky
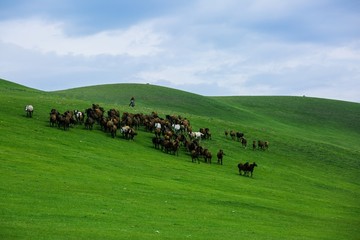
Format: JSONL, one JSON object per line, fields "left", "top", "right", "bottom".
{"left": 0, "top": 0, "right": 359, "bottom": 102}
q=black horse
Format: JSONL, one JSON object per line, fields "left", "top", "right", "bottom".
{"left": 238, "top": 162, "right": 257, "bottom": 177}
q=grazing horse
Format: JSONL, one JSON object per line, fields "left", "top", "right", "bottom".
{"left": 240, "top": 137, "right": 247, "bottom": 148}
{"left": 236, "top": 132, "right": 244, "bottom": 141}
{"left": 152, "top": 137, "right": 162, "bottom": 149}
{"left": 258, "top": 140, "right": 269, "bottom": 150}
{"left": 189, "top": 132, "right": 204, "bottom": 141}
{"left": 85, "top": 117, "right": 95, "bottom": 130}
{"left": 121, "top": 126, "right": 137, "bottom": 140}
{"left": 154, "top": 122, "right": 161, "bottom": 130}
{"left": 217, "top": 149, "right": 225, "bottom": 165}
{"left": 110, "top": 125, "right": 117, "bottom": 138}
{"left": 74, "top": 110, "right": 84, "bottom": 124}
{"left": 25, "top": 105, "right": 34, "bottom": 118}
{"left": 190, "top": 149, "right": 200, "bottom": 163}
{"left": 199, "top": 128, "right": 211, "bottom": 140}
{"left": 238, "top": 162, "right": 249, "bottom": 175}
{"left": 230, "top": 130, "right": 236, "bottom": 141}
{"left": 203, "top": 149, "right": 212, "bottom": 164}
{"left": 49, "top": 109, "right": 59, "bottom": 127}
{"left": 252, "top": 140, "right": 257, "bottom": 150}
{"left": 246, "top": 162, "right": 258, "bottom": 177}
{"left": 58, "top": 113, "right": 71, "bottom": 130}
{"left": 238, "top": 162, "right": 258, "bottom": 177}
{"left": 172, "top": 123, "right": 181, "bottom": 134}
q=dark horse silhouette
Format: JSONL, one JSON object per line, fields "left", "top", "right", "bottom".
{"left": 238, "top": 162, "right": 257, "bottom": 177}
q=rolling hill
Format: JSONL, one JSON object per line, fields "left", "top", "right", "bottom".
{"left": 1, "top": 78, "right": 359, "bottom": 239}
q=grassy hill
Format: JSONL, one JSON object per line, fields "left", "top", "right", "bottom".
{"left": 1, "top": 79, "right": 359, "bottom": 239}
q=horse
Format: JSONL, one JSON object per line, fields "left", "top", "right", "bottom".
{"left": 258, "top": 140, "right": 269, "bottom": 150}
{"left": 85, "top": 117, "right": 95, "bottom": 130}
{"left": 238, "top": 162, "right": 258, "bottom": 177}
{"left": 217, "top": 149, "right": 225, "bottom": 165}
{"left": 25, "top": 105, "right": 34, "bottom": 118}
{"left": 240, "top": 137, "right": 247, "bottom": 148}
{"left": 252, "top": 140, "right": 258, "bottom": 150}
{"left": 189, "top": 132, "right": 204, "bottom": 141}
{"left": 74, "top": 110, "right": 84, "bottom": 124}
{"left": 238, "top": 162, "right": 249, "bottom": 175}
{"left": 246, "top": 162, "right": 258, "bottom": 177}
{"left": 110, "top": 125, "right": 117, "bottom": 138}
{"left": 154, "top": 122, "right": 162, "bottom": 130}
{"left": 203, "top": 149, "right": 212, "bottom": 164}
{"left": 172, "top": 123, "right": 181, "bottom": 133}
{"left": 236, "top": 132, "right": 244, "bottom": 141}
{"left": 190, "top": 149, "right": 200, "bottom": 163}
{"left": 152, "top": 137, "right": 162, "bottom": 149}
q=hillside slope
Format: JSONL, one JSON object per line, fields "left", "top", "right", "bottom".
{"left": 53, "top": 83, "right": 227, "bottom": 117}
{"left": 1, "top": 79, "right": 359, "bottom": 239}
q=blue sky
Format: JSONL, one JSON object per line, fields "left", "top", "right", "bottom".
{"left": 1, "top": 0, "right": 359, "bottom": 102}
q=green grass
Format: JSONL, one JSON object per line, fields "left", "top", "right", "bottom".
{"left": 0, "top": 78, "right": 359, "bottom": 239}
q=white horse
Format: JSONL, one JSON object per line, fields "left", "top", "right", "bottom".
{"left": 189, "top": 131, "right": 204, "bottom": 140}
{"left": 74, "top": 110, "right": 84, "bottom": 124}
{"left": 172, "top": 123, "right": 181, "bottom": 133}
{"left": 154, "top": 122, "right": 161, "bottom": 129}
{"left": 25, "top": 105, "right": 34, "bottom": 118}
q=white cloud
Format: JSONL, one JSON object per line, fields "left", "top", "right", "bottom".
{"left": 0, "top": 18, "right": 166, "bottom": 56}
{"left": 325, "top": 43, "right": 360, "bottom": 61}
{"left": 192, "top": 0, "right": 315, "bottom": 23}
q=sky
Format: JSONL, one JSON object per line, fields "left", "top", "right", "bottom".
{"left": 0, "top": 0, "right": 359, "bottom": 102}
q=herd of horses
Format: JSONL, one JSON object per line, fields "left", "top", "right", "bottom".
{"left": 24, "top": 104, "right": 268, "bottom": 178}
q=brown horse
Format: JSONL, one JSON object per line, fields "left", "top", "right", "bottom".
{"left": 258, "top": 140, "right": 269, "bottom": 150}
{"left": 217, "top": 149, "right": 225, "bottom": 165}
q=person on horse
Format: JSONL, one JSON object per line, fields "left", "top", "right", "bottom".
{"left": 129, "top": 96, "right": 135, "bottom": 107}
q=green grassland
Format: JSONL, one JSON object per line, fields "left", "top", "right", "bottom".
{"left": 0, "top": 79, "right": 359, "bottom": 239}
